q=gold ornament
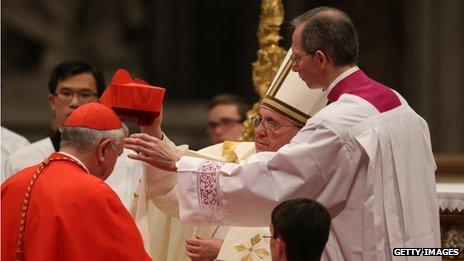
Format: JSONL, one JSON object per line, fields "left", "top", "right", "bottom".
{"left": 241, "top": 0, "right": 286, "bottom": 141}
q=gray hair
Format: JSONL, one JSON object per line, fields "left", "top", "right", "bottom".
{"left": 60, "top": 126, "right": 125, "bottom": 151}
{"left": 291, "top": 6, "right": 359, "bottom": 66}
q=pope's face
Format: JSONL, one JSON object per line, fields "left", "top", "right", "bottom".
{"left": 254, "top": 107, "right": 300, "bottom": 152}
{"left": 207, "top": 104, "right": 244, "bottom": 144}
{"left": 48, "top": 72, "right": 98, "bottom": 131}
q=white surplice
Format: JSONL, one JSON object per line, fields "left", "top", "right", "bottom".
{"left": 3, "top": 136, "right": 142, "bottom": 209}
{"left": 131, "top": 140, "right": 256, "bottom": 260}
{"left": 1, "top": 127, "right": 30, "bottom": 181}
{"left": 130, "top": 162, "right": 219, "bottom": 260}
{"left": 175, "top": 69, "right": 441, "bottom": 260}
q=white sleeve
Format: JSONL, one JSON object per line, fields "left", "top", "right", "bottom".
{"left": 143, "top": 134, "right": 180, "bottom": 195}
{"left": 141, "top": 134, "right": 184, "bottom": 217}
{"left": 2, "top": 156, "right": 15, "bottom": 183}
{"left": 176, "top": 124, "right": 357, "bottom": 226}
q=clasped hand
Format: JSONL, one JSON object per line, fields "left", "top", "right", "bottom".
{"left": 186, "top": 235, "right": 223, "bottom": 261}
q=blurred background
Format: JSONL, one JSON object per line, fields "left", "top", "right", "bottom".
{"left": 1, "top": 0, "right": 463, "bottom": 151}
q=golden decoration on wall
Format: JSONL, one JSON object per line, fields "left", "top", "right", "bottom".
{"left": 240, "top": 0, "right": 286, "bottom": 142}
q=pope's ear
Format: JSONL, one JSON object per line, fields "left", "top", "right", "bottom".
{"left": 97, "top": 138, "right": 112, "bottom": 162}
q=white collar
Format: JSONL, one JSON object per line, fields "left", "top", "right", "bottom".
{"left": 325, "top": 66, "right": 359, "bottom": 95}
{"left": 57, "top": 151, "right": 90, "bottom": 174}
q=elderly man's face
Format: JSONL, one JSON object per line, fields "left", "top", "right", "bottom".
{"left": 254, "top": 107, "right": 300, "bottom": 152}
{"left": 207, "top": 104, "right": 244, "bottom": 144}
{"left": 100, "top": 140, "right": 124, "bottom": 180}
{"left": 48, "top": 73, "right": 98, "bottom": 131}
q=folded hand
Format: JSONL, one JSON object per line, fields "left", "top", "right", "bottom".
{"left": 185, "top": 235, "right": 223, "bottom": 261}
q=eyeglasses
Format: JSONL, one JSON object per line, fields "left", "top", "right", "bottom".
{"left": 251, "top": 115, "right": 299, "bottom": 132}
{"left": 290, "top": 50, "right": 322, "bottom": 64}
{"left": 290, "top": 53, "right": 306, "bottom": 64}
{"left": 54, "top": 89, "right": 98, "bottom": 103}
{"left": 207, "top": 118, "right": 243, "bottom": 131}
{"left": 262, "top": 235, "right": 278, "bottom": 240}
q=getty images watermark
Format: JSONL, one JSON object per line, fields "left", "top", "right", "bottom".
{"left": 393, "top": 248, "right": 461, "bottom": 257}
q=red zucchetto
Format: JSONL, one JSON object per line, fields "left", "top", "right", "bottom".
{"left": 65, "top": 102, "right": 122, "bottom": 130}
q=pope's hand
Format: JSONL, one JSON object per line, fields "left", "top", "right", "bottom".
{"left": 185, "top": 235, "right": 223, "bottom": 261}
{"left": 140, "top": 107, "right": 163, "bottom": 139}
{"left": 125, "top": 133, "right": 179, "bottom": 171}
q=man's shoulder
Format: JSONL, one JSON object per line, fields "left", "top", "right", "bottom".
{"left": 58, "top": 173, "right": 127, "bottom": 212}
{"left": 2, "top": 164, "right": 40, "bottom": 190}
{"left": 3, "top": 138, "right": 54, "bottom": 180}
{"left": 8, "top": 137, "right": 53, "bottom": 162}
{"left": 310, "top": 91, "right": 421, "bottom": 140}
{"left": 39, "top": 165, "right": 121, "bottom": 202}
{"left": 308, "top": 96, "right": 378, "bottom": 134}
{"left": 1, "top": 127, "right": 30, "bottom": 153}
{"left": 46, "top": 165, "right": 107, "bottom": 187}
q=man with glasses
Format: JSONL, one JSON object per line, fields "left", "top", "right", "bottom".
{"left": 125, "top": 50, "right": 326, "bottom": 260}
{"left": 3, "top": 60, "right": 142, "bottom": 208}
{"left": 251, "top": 113, "right": 301, "bottom": 153}
{"left": 127, "top": 6, "right": 440, "bottom": 260}
{"left": 206, "top": 94, "right": 251, "bottom": 144}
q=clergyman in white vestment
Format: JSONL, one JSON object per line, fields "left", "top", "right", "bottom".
{"left": 127, "top": 52, "right": 326, "bottom": 260}
{"left": 125, "top": 7, "right": 441, "bottom": 260}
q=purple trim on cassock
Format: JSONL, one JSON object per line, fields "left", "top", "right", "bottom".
{"left": 328, "top": 70, "right": 401, "bottom": 113}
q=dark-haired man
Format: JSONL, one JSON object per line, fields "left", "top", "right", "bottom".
{"left": 270, "top": 198, "right": 331, "bottom": 261}
{"left": 130, "top": 7, "right": 440, "bottom": 260}
{"left": 4, "top": 60, "right": 141, "bottom": 208}
{"left": 206, "top": 94, "right": 251, "bottom": 144}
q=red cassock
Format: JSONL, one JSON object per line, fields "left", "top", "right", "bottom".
{"left": 1, "top": 152, "right": 151, "bottom": 261}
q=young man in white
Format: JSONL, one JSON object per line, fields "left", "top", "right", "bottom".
{"left": 3, "top": 60, "right": 141, "bottom": 208}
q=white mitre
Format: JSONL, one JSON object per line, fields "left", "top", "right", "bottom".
{"left": 185, "top": 49, "right": 327, "bottom": 162}
{"left": 261, "top": 49, "right": 327, "bottom": 126}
